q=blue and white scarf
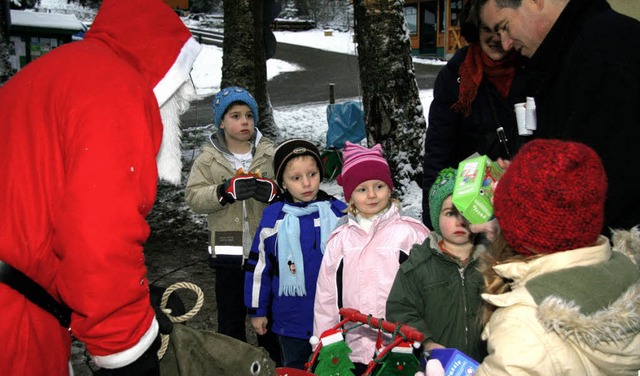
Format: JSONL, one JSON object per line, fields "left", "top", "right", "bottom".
{"left": 278, "top": 201, "right": 339, "bottom": 296}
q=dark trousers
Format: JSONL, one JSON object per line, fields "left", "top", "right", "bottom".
{"left": 214, "top": 267, "right": 282, "bottom": 366}
{"left": 215, "top": 267, "right": 247, "bottom": 341}
{"left": 277, "top": 335, "right": 312, "bottom": 370}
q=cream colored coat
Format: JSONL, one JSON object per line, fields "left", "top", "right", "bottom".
{"left": 185, "top": 131, "right": 275, "bottom": 259}
{"left": 476, "top": 230, "right": 640, "bottom": 376}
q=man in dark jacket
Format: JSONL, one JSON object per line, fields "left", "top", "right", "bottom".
{"left": 479, "top": 0, "right": 640, "bottom": 232}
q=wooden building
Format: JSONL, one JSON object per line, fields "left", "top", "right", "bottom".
{"left": 163, "top": 0, "right": 189, "bottom": 10}
{"left": 404, "top": 0, "right": 467, "bottom": 59}
{"left": 8, "top": 10, "right": 85, "bottom": 71}
{"left": 404, "top": 0, "right": 638, "bottom": 59}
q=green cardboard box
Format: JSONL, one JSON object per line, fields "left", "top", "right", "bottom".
{"left": 452, "top": 155, "right": 504, "bottom": 224}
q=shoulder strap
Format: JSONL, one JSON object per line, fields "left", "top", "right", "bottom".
{"left": 484, "top": 85, "right": 512, "bottom": 159}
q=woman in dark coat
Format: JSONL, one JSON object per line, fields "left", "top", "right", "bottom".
{"left": 421, "top": 0, "right": 530, "bottom": 229}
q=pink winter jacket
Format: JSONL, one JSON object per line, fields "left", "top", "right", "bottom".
{"left": 313, "top": 203, "right": 429, "bottom": 364}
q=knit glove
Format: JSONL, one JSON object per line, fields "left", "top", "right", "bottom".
{"left": 217, "top": 175, "right": 256, "bottom": 205}
{"left": 254, "top": 177, "right": 280, "bottom": 204}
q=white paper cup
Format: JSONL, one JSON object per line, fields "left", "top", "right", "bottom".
{"left": 514, "top": 103, "right": 532, "bottom": 135}
{"left": 525, "top": 97, "right": 537, "bottom": 131}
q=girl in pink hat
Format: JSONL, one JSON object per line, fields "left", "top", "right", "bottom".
{"left": 313, "top": 141, "right": 430, "bottom": 374}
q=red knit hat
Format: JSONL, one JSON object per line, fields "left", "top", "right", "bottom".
{"left": 494, "top": 139, "right": 607, "bottom": 255}
{"left": 337, "top": 141, "right": 393, "bottom": 202}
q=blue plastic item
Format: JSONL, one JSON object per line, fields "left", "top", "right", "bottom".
{"left": 427, "top": 348, "right": 479, "bottom": 376}
{"left": 325, "top": 101, "right": 366, "bottom": 149}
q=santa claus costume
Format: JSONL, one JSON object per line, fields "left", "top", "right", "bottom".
{"left": 0, "top": 0, "right": 201, "bottom": 374}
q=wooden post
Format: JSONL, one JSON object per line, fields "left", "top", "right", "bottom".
{"left": 329, "top": 83, "right": 335, "bottom": 104}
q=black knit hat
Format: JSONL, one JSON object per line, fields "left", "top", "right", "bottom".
{"left": 273, "top": 139, "right": 323, "bottom": 188}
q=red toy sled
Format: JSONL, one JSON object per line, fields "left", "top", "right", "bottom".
{"left": 276, "top": 308, "right": 424, "bottom": 376}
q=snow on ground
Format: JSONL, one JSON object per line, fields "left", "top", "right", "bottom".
{"left": 274, "top": 29, "right": 447, "bottom": 66}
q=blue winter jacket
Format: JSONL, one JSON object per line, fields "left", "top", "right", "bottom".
{"left": 244, "top": 190, "right": 347, "bottom": 339}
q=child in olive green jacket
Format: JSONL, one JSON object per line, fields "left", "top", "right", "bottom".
{"left": 385, "top": 167, "right": 487, "bottom": 362}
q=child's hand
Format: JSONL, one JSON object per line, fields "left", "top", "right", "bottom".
{"left": 251, "top": 316, "right": 269, "bottom": 335}
{"left": 217, "top": 175, "right": 256, "bottom": 205}
{"left": 424, "top": 340, "right": 446, "bottom": 351}
{"left": 469, "top": 218, "right": 501, "bottom": 242}
{"left": 254, "top": 177, "right": 280, "bottom": 204}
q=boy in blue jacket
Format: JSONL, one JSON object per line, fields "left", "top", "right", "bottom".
{"left": 244, "top": 139, "right": 346, "bottom": 370}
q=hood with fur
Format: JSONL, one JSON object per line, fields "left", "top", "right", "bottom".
{"left": 483, "top": 229, "right": 640, "bottom": 374}
{"left": 86, "top": 0, "right": 201, "bottom": 107}
{"left": 535, "top": 229, "right": 640, "bottom": 372}
{"left": 536, "top": 229, "right": 640, "bottom": 346}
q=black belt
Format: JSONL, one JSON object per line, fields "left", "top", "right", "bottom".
{"left": 0, "top": 260, "right": 71, "bottom": 328}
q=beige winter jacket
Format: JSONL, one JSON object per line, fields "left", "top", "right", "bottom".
{"left": 185, "top": 130, "right": 275, "bottom": 260}
{"left": 476, "top": 230, "right": 640, "bottom": 376}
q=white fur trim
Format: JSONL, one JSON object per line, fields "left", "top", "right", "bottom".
{"left": 391, "top": 344, "right": 414, "bottom": 353}
{"left": 611, "top": 226, "right": 640, "bottom": 267}
{"left": 154, "top": 37, "right": 202, "bottom": 107}
{"left": 321, "top": 331, "right": 344, "bottom": 346}
{"left": 91, "top": 319, "right": 159, "bottom": 369}
{"left": 539, "top": 282, "right": 640, "bottom": 347}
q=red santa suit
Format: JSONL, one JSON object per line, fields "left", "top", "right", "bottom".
{"left": 0, "top": 0, "right": 201, "bottom": 374}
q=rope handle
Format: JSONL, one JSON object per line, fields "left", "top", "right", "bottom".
{"left": 157, "top": 281, "right": 205, "bottom": 359}
{"left": 160, "top": 281, "right": 204, "bottom": 323}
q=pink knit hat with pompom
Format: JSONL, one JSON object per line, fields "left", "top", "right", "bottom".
{"left": 337, "top": 141, "right": 393, "bottom": 202}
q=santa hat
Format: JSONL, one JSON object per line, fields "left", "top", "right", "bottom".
{"left": 273, "top": 139, "right": 324, "bottom": 188}
{"left": 310, "top": 328, "right": 345, "bottom": 347}
{"left": 390, "top": 340, "right": 416, "bottom": 354}
{"left": 494, "top": 139, "right": 607, "bottom": 255}
{"left": 87, "top": 0, "right": 201, "bottom": 107}
{"left": 337, "top": 141, "right": 393, "bottom": 202}
{"left": 428, "top": 168, "right": 457, "bottom": 234}
{"left": 213, "top": 86, "right": 259, "bottom": 129}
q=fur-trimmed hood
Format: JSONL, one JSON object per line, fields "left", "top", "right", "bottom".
{"left": 482, "top": 229, "right": 640, "bottom": 374}
{"left": 536, "top": 229, "right": 640, "bottom": 347}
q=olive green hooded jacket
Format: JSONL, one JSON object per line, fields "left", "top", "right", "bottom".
{"left": 386, "top": 233, "right": 488, "bottom": 362}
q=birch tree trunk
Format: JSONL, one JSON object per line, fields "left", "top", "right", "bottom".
{"left": 221, "top": 0, "right": 276, "bottom": 138}
{"left": 353, "top": 0, "right": 426, "bottom": 197}
{"left": 0, "top": 0, "right": 13, "bottom": 84}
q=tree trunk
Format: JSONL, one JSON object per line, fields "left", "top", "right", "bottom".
{"left": 0, "top": 0, "right": 13, "bottom": 84}
{"left": 221, "top": 0, "right": 276, "bottom": 138}
{"left": 353, "top": 0, "right": 426, "bottom": 196}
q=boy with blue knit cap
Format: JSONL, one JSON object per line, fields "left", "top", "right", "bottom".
{"left": 386, "top": 167, "right": 488, "bottom": 362}
{"left": 185, "top": 86, "right": 281, "bottom": 363}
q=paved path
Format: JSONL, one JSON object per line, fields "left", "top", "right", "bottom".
{"left": 181, "top": 42, "right": 443, "bottom": 127}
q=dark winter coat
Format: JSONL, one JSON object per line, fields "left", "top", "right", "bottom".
{"left": 422, "top": 46, "right": 529, "bottom": 229}
{"left": 385, "top": 233, "right": 488, "bottom": 362}
{"left": 526, "top": 0, "right": 640, "bottom": 231}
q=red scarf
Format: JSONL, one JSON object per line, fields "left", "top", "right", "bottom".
{"left": 452, "top": 43, "right": 518, "bottom": 117}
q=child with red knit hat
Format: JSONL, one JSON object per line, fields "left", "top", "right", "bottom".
{"left": 472, "top": 139, "right": 640, "bottom": 376}
{"left": 313, "top": 141, "right": 430, "bottom": 375}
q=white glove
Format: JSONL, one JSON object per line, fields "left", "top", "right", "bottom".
{"left": 425, "top": 358, "right": 445, "bottom": 376}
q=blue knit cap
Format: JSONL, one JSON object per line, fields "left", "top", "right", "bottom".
{"left": 212, "top": 86, "right": 259, "bottom": 128}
